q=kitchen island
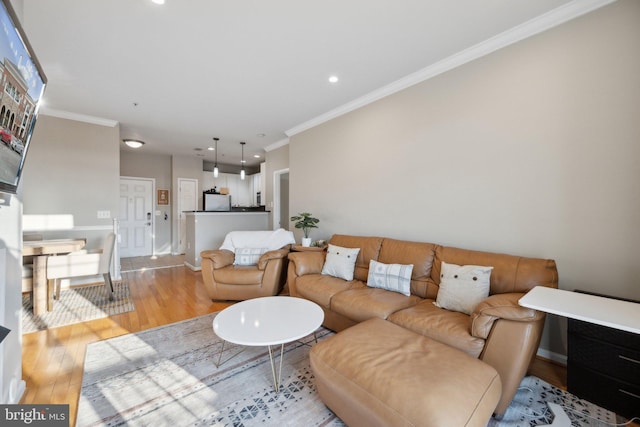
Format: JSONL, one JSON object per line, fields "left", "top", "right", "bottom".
{"left": 184, "top": 211, "right": 270, "bottom": 270}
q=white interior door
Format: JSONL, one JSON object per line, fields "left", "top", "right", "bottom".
{"left": 178, "top": 178, "right": 198, "bottom": 254}
{"left": 119, "top": 177, "right": 154, "bottom": 257}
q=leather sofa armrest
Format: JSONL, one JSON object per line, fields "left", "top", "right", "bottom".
{"left": 288, "top": 251, "right": 326, "bottom": 276}
{"left": 200, "top": 249, "right": 234, "bottom": 269}
{"left": 471, "top": 292, "right": 545, "bottom": 339}
{"left": 257, "top": 247, "right": 290, "bottom": 270}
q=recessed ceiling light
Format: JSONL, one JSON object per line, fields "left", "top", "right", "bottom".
{"left": 123, "top": 139, "right": 145, "bottom": 148}
{"left": 240, "top": 160, "right": 246, "bottom": 164}
{"left": 253, "top": 154, "right": 260, "bottom": 158}
{"left": 328, "top": 75, "right": 339, "bottom": 83}
{"left": 151, "top": 0, "right": 165, "bottom": 5}
{"left": 208, "top": 147, "right": 214, "bottom": 151}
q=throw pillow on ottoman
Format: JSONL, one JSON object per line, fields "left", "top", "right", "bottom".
{"left": 310, "top": 318, "right": 501, "bottom": 427}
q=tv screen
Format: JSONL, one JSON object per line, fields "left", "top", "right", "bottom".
{"left": 0, "top": 0, "right": 46, "bottom": 194}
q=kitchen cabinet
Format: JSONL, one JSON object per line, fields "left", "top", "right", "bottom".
{"left": 250, "top": 173, "right": 261, "bottom": 206}
{"left": 202, "top": 171, "right": 255, "bottom": 207}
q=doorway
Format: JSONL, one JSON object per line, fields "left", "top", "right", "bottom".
{"left": 177, "top": 178, "right": 198, "bottom": 254}
{"left": 119, "top": 177, "right": 154, "bottom": 257}
{"left": 273, "top": 169, "right": 289, "bottom": 230}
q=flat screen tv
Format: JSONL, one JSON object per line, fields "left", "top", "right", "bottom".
{"left": 0, "top": 0, "right": 46, "bottom": 194}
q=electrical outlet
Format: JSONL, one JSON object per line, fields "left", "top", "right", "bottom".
{"left": 97, "top": 210, "right": 111, "bottom": 219}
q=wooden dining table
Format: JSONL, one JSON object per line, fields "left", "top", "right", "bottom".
{"left": 23, "top": 238, "right": 87, "bottom": 315}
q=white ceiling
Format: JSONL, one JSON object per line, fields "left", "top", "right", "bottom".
{"left": 20, "top": 0, "right": 594, "bottom": 167}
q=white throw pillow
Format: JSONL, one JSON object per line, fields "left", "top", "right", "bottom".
{"left": 434, "top": 261, "right": 493, "bottom": 315}
{"left": 321, "top": 244, "right": 360, "bottom": 281}
{"left": 366, "top": 260, "right": 413, "bottom": 296}
{"left": 234, "top": 247, "right": 268, "bottom": 266}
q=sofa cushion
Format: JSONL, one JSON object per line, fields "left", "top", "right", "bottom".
{"left": 434, "top": 261, "right": 492, "bottom": 315}
{"left": 433, "top": 246, "right": 558, "bottom": 295}
{"left": 388, "top": 300, "right": 485, "bottom": 357}
{"left": 295, "top": 274, "right": 360, "bottom": 308}
{"left": 321, "top": 244, "right": 360, "bottom": 281}
{"left": 366, "top": 260, "right": 413, "bottom": 296}
{"left": 329, "top": 235, "right": 383, "bottom": 282}
{"left": 331, "top": 287, "right": 421, "bottom": 323}
{"left": 378, "top": 238, "right": 437, "bottom": 298}
{"left": 214, "top": 266, "right": 263, "bottom": 286}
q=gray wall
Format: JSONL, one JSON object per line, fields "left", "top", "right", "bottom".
{"left": 288, "top": 1, "right": 640, "bottom": 357}
{"left": 265, "top": 144, "right": 289, "bottom": 210}
{"left": 21, "top": 115, "right": 120, "bottom": 250}
{"left": 120, "top": 151, "right": 172, "bottom": 254}
{"left": 265, "top": 144, "right": 289, "bottom": 229}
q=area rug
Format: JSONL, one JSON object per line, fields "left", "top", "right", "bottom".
{"left": 22, "top": 281, "right": 134, "bottom": 333}
{"left": 488, "top": 376, "right": 616, "bottom": 427}
{"left": 77, "top": 313, "right": 617, "bottom": 427}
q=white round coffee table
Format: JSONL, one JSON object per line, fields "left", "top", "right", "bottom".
{"left": 213, "top": 296, "right": 324, "bottom": 390}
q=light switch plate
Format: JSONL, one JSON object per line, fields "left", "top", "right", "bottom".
{"left": 97, "top": 210, "right": 111, "bottom": 219}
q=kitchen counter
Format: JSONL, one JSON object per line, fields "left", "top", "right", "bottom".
{"left": 184, "top": 211, "right": 270, "bottom": 270}
{"left": 187, "top": 207, "right": 267, "bottom": 213}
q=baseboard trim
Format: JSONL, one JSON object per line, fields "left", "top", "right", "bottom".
{"left": 536, "top": 348, "right": 567, "bottom": 366}
{"left": 184, "top": 261, "right": 201, "bottom": 272}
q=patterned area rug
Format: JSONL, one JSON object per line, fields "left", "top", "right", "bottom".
{"left": 22, "top": 281, "right": 134, "bottom": 333}
{"left": 77, "top": 313, "right": 616, "bottom": 427}
{"left": 488, "top": 376, "right": 616, "bottom": 427}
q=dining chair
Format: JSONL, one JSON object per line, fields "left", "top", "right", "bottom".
{"left": 21, "top": 234, "right": 42, "bottom": 295}
{"left": 46, "top": 232, "right": 117, "bottom": 301}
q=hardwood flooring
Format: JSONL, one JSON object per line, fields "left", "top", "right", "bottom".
{"left": 21, "top": 265, "right": 637, "bottom": 426}
{"left": 21, "top": 264, "right": 231, "bottom": 425}
{"left": 119, "top": 254, "right": 186, "bottom": 273}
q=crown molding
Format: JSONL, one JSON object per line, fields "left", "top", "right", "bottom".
{"left": 264, "top": 137, "right": 289, "bottom": 152}
{"left": 285, "top": 0, "right": 616, "bottom": 137}
{"left": 40, "top": 107, "right": 119, "bottom": 128}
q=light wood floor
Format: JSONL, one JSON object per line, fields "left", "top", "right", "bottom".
{"left": 21, "top": 264, "right": 232, "bottom": 425}
{"left": 21, "top": 265, "right": 635, "bottom": 426}
{"left": 119, "top": 253, "right": 186, "bottom": 272}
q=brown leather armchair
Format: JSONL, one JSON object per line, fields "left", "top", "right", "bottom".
{"left": 200, "top": 246, "right": 291, "bottom": 301}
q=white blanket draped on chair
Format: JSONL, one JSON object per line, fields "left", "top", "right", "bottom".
{"left": 219, "top": 228, "right": 295, "bottom": 252}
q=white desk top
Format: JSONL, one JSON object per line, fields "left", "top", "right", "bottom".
{"left": 213, "top": 296, "right": 324, "bottom": 346}
{"left": 519, "top": 286, "right": 640, "bottom": 334}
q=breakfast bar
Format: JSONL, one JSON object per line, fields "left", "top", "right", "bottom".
{"left": 184, "top": 211, "right": 269, "bottom": 270}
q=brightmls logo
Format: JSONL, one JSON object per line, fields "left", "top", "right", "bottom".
{"left": 1, "top": 405, "right": 68, "bottom": 426}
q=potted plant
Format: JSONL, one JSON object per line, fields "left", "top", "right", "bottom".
{"left": 290, "top": 212, "right": 319, "bottom": 247}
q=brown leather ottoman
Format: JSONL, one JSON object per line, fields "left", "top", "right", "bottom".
{"left": 310, "top": 318, "right": 501, "bottom": 427}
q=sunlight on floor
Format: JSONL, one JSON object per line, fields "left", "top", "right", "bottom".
{"left": 120, "top": 254, "right": 185, "bottom": 273}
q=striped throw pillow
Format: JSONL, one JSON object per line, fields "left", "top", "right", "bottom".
{"left": 366, "top": 260, "right": 413, "bottom": 296}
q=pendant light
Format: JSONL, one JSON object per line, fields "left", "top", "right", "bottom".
{"left": 240, "top": 141, "right": 246, "bottom": 180}
{"left": 213, "top": 137, "right": 219, "bottom": 178}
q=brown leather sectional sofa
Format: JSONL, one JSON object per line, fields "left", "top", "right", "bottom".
{"left": 287, "top": 234, "right": 558, "bottom": 417}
